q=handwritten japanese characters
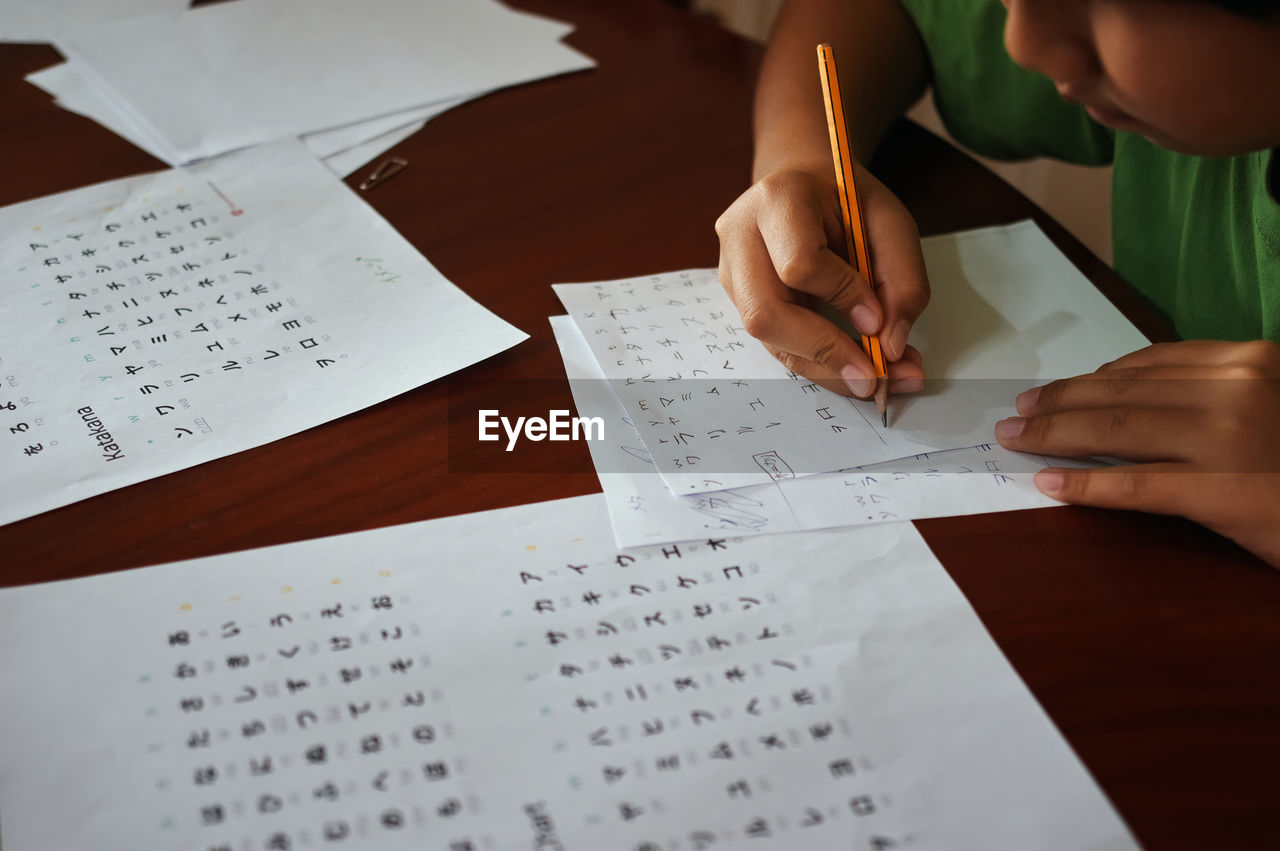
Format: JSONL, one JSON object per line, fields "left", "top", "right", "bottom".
{"left": 550, "top": 315, "right": 1089, "bottom": 548}
{"left": 554, "top": 271, "right": 919, "bottom": 493}
{"left": 553, "top": 223, "right": 1152, "bottom": 496}
{"left": 0, "top": 495, "right": 1136, "bottom": 850}
{"left": 0, "top": 139, "right": 525, "bottom": 526}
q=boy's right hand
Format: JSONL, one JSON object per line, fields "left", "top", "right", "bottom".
{"left": 714, "top": 165, "right": 930, "bottom": 398}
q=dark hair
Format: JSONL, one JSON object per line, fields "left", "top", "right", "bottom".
{"left": 1209, "top": 0, "right": 1280, "bottom": 16}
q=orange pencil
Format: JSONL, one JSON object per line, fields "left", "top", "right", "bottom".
{"left": 817, "top": 43, "right": 889, "bottom": 426}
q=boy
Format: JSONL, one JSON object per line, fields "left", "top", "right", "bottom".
{"left": 715, "top": 0, "right": 1280, "bottom": 565}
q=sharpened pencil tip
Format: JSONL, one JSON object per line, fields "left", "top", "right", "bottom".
{"left": 881, "top": 411, "right": 887, "bottom": 427}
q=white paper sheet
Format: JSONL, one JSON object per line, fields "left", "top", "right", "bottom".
{"left": 0, "top": 139, "right": 527, "bottom": 526}
{"left": 0, "top": 0, "right": 187, "bottom": 43}
{"left": 56, "top": 0, "right": 595, "bottom": 164}
{"left": 553, "top": 222, "right": 1149, "bottom": 494}
{"left": 551, "top": 316, "right": 1094, "bottom": 548}
{"left": 26, "top": 62, "right": 464, "bottom": 177}
{"left": 0, "top": 493, "right": 1137, "bottom": 850}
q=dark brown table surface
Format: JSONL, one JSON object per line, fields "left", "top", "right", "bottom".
{"left": 2, "top": 1, "right": 1278, "bottom": 847}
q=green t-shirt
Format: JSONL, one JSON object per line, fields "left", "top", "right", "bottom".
{"left": 900, "top": 0, "right": 1280, "bottom": 342}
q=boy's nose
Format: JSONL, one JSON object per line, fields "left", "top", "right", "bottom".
{"left": 1003, "top": 0, "right": 1101, "bottom": 88}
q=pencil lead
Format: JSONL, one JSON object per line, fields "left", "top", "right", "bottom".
{"left": 881, "top": 411, "right": 887, "bottom": 427}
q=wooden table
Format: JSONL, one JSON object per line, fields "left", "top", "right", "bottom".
{"left": 2, "top": 2, "right": 1277, "bottom": 847}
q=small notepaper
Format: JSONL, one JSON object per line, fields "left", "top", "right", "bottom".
{"left": 552, "top": 222, "right": 1149, "bottom": 495}
{"left": 0, "top": 139, "right": 527, "bottom": 526}
{"left": 551, "top": 316, "right": 1090, "bottom": 548}
{"left": 0, "top": 494, "right": 1136, "bottom": 850}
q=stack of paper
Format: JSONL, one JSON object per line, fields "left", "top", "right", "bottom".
{"left": 0, "top": 0, "right": 188, "bottom": 43}
{"left": 549, "top": 221, "right": 1150, "bottom": 546}
{"left": 26, "top": 61, "right": 471, "bottom": 178}
{"left": 37, "top": 0, "right": 594, "bottom": 168}
{"left": 21, "top": 0, "right": 588, "bottom": 175}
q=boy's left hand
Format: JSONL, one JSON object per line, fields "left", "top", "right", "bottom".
{"left": 993, "top": 340, "right": 1280, "bottom": 568}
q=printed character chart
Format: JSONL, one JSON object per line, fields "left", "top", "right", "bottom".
{"left": 550, "top": 316, "right": 1095, "bottom": 548}
{"left": 0, "top": 494, "right": 1137, "bottom": 851}
{"left": 552, "top": 222, "right": 1149, "bottom": 495}
{"left": 0, "top": 139, "right": 527, "bottom": 526}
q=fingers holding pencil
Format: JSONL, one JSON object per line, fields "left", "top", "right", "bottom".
{"left": 818, "top": 43, "right": 931, "bottom": 424}
{"left": 714, "top": 39, "right": 931, "bottom": 412}
{"left": 714, "top": 164, "right": 929, "bottom": 400}
{"left": 751, "top": 180, "right": 884, "bottom": 337}
{"left": 717, "top": 186, "right": 884, "bottom": 397}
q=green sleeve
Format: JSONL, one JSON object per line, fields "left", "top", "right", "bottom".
{"left": 899, "top": 0, "right": 1115, "bottom": 166}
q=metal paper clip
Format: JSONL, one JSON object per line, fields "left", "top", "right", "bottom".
{"left": 359, "top": 157, "right": 408, "bottom": 191}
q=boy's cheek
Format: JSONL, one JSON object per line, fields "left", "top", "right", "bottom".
{"left": 1091, "top": 8, "right": 1280, "bottom": 155}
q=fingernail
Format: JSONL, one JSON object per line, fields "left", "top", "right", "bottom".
{"left": 892, "top": 377, "right": 924, "bottom": 394}
{"left": 887, "top": 319, "right": 911, "bottom": 360}
{"left": 1015, "top": 386, "right": 1041, "bottom": 416}
{"left": 1035, "top": 470, "right": 1064, "bottom": 495}
{"left": 994, "top": 418, "right": 1025, "bottom": 440}
{"left": 850, "top": 303, "right": 880, "bottom": 336}
{"left": 840, "top": 364, "right": 874, "bottom": 398}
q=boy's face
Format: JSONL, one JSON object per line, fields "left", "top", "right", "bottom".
{"left": 1001, "top": 0, "right": 1280, "bottom": 156}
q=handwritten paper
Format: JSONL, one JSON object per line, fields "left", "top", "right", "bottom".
{"left": 0, "top": 138, "right": 527, "bottom": 526}
{"left": 56, "top": 0, "right": 595, "bottom": 163}
{"left": 553, "top": 270, "right": 907, "bottom": 493}
{"left": 551, "top": 316, "right": 1091, "bottom": 548}
{"left": 0, "top": 0, "right": 187, "bottom": 43}
{"left": 553, "top": 221, "right": 1149, "bottom": 494}
{"left": 0, "top": 493, "right": 1137, "bottom": 850}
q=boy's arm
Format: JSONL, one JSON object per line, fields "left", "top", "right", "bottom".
{"left": 716, "top": 0, "right": 932, "bottom": 397}
{"left": 753, "top": 0, "right": 929, "bottom": 177}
